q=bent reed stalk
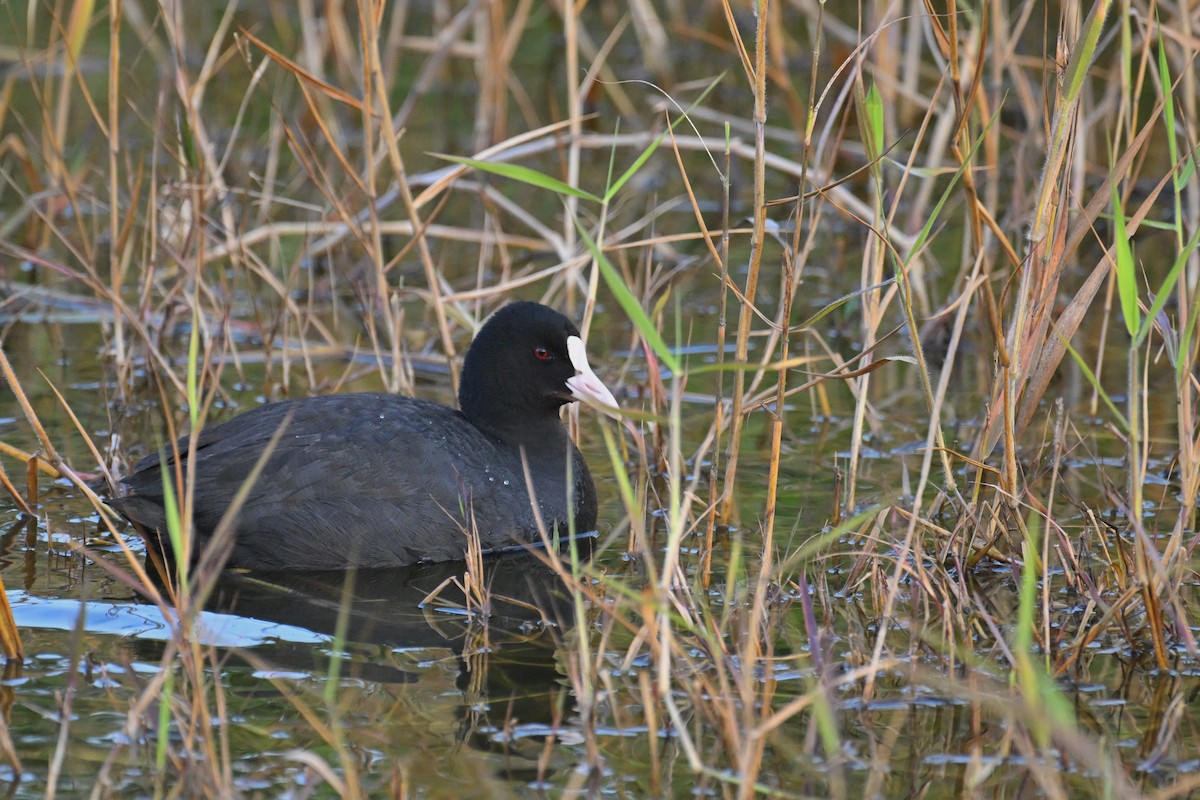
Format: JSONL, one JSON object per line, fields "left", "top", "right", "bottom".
{"left": 0, "top": 0, "right": 1196, "bottom": 797}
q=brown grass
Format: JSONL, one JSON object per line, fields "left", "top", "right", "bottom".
{"left": 0, "top": 0, "right": 1197, "bottom": 797}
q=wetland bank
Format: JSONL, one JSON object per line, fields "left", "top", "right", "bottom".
{"left": 1, "top": 1, "right": 1199, "bottom": 798}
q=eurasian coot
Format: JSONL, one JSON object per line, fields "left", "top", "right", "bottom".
{"left": 110, "top": 301, "right": 617, "bottom": 570}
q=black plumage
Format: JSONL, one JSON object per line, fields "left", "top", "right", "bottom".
{"left": 110, "top": 302, "right": 615, "bottom": 571}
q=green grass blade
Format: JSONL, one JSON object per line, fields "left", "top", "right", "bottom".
{"left": 1110, "top": 178, "right": 1139, "bottom": 337}
{"left": 776, "top": 505, "right": 882, "bottom": 574}
{"left": 863, "top": 82, "right": 883, "bottom": 161}
{"left": 1178, "top": 267, "right": 1200, "bottom": 382}
{"left": 158, "top": 459, "right": 189, "bottom": 592}
{"left": 156, "top": 664, "right": 174, "bottom": 772}
{"left": 799, "top": 278, "right": 895, "bottom": 329}
{"left": 902, "top": 108, "right": 1000, "bottom": 268}
{"left": 1014, "top": 517, "right": 1039, "bottom": 656}
{"left": 1063, "top": 2, "right": 1114, "bottom": 106}
{"left": 186, "top": 307, "right": 200, "bottom": 430}
{"left": 324, "top": 571, "right": 355, "bottom": 707}
{"left": 605, "top": 73, "right": 725, "bottom": 203}
{"left": 1061, "top": 336, "right": 1129, "bottom": 432}
{"left": 573, "top": 217, "right": 681, "bottom": 375}
{"left": 1014, "top": 514, "right": 1079, "bottom": 747}
{"left": 1137, "top": 222, "right": 1200, "bottom": 351}
{"left": 1156, "top": 27, "right": 1181, "bottom": 201}
{"left": 434, "top": 154, "right": 603, "bottom": 203}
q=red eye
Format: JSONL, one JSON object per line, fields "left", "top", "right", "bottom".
{"left": 534, "top": 347, "right": 551, "bottom": 360}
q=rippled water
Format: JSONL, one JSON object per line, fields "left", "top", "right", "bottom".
{"left": 2, "top": 3, "right": 1199, "bottom": 797}
{"left": 4, "top": 311, "right": 1198, "bottom": 797}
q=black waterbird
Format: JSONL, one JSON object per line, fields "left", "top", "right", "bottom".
{"left": 109, "top": 302, "right": 617, "bottom": 570}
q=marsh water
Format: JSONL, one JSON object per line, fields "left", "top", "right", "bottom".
{"left": 2, "top": 2, "right": 1200, "bottom": 798}
{"left": 5, "top": 289, "right": 1198, "bottom": 798}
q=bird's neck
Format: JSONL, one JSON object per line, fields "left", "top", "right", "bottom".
{"left": 464, "top": 405, "right": 571, "bottom": 454}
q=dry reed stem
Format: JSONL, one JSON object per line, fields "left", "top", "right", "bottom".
{"left": 1, "top": 0, "right": 1198, "bottom": 795}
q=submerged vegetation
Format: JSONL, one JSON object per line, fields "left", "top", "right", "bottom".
{"left": 0, "top": 0, "right": 1199, "bottom": 797}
